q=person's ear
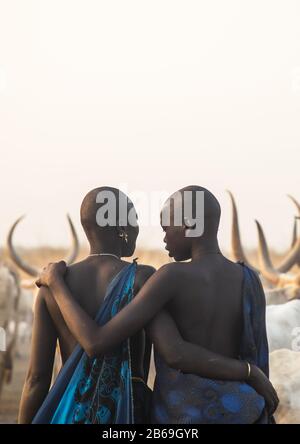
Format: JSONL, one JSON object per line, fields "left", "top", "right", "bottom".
{"left": 116, "top": 226, "right": 128, "bottom": 243}
{"left": 184, "top": 217, "right": 198, "bottom": 239}
{"left": 184, "top": 217, "right": 196, "bottom": 230}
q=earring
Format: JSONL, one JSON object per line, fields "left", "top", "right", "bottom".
{"left": 119, "top": 232, "right": 128, "bottom": 243}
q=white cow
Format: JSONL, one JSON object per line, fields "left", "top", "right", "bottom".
{"left": 255, "top": 219, "right": 300, "bottom": 304}
{"left": 265, "top": 287, "right": 300, "bottom": 306}
{"left": 12, "top": 287, "right": 33, "bottom": 357}
{"left": 266, "top": 300, "right": 300, "bottom": 352}
{"left": 270, "top": 349, "right": 300, "bottom": 424}
{"left": 6, "top": 214, "right": 80, "bottom": 380}
{"left": 0, "top": 264, "right": 20, "bottom": 397}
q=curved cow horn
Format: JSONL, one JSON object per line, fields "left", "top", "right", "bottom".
{"left": 288, "top": 195, "right": 300, "bottom": 267}
{"left": 255, "top": 220, "right": 281, "bottom": 286}
{"left": 291, "top": 218, "right": 297, "bottom": 249}
{"left": 64, "top": 214, "right": 80, "bottom": 265}
{"left": 7, "top": 216, "right": 39, "bottom": 277}
{"left": 227, "top": 190, "right": 249, "bottom": 264}
{"left": 7, "top": 215, "right": 80, "bottom": 277}
{"left": 255, "top": 220, "right": 297, "bottom": 287}
{"left": 287, "top": 194, "right": 300, "bottom": 215}
{"left": 227, "top": 191, "right": 260, "bottom": 272}
{"left": 276, "top": 195, "right": 300, "bottom": 273}
{"left": 276, "top": 233, "right": 300, "bottom": 273}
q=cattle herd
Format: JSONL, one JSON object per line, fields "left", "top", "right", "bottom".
{"left": 0, "top": 193, "right": 299, "bottom": 423}
{"left": 228, "top": 191, "right": 300, "bottom": 423}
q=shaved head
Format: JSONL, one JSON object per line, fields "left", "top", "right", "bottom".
{"left": 82, "top": 187, "right": 121, "bottom": 235}
{"left": 180, "top": 185, "right": 221, "bottom": 236}
{"left": 80, "top": 186, "right": 138, "bottom": 256}
{"left": 161, "top": 185, "right": 221, "bottom": 261}
{"left": 163, "top": 185, "right": 221, "bottom": 238}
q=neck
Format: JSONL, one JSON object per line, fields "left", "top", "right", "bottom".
{"left": 89, "top": 240, "right": 122, "bottom": 257}
{"left": 191, "top": 238, "right": 221, "bottom": 261}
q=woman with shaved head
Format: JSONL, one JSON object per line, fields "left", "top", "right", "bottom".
{"left": 30, "top": 186, "right": 278, "bottom": 424}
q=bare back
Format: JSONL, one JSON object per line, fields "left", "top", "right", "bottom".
{"left": 43, "top": 257, "right": 149, "bottom": 378}
{"left": 167, "top": 255, "right": 244, "bottom": 358}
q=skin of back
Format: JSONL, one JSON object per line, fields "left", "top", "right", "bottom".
{"left": 164, "top": 257, "right": 244, "bottom": 359}
{"left": 43, "top": 258, "right": 155, "bottom": 379}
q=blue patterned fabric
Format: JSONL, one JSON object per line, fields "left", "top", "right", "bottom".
{"left": 32, "top": 262, "right": 137, "bottom": 424}
{"left": 151, "top": 262, "right": 271, "bottom": 424}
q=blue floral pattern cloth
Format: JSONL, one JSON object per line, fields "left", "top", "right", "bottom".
{"left": 33, "top": 262, "right": 137, "bottom": 424}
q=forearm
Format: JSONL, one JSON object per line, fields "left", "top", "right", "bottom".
{"left": 147, "top": 311, "right": 248, "bottom": 381}
{"left": 171, "top": 341, "right": 248, "bottom": 380}
{"left": 50, "top": 279, "right": 102, "bottom": 357}
{"left": 167, "top": 341, "right": 273, "bottom": 400}
{"left": 49, "top": 273, "right": 171, "bottom": 357}
{"left": 18, "top": 381, "right": 50, "bottom": 424}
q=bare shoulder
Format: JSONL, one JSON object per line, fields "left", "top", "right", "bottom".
{"left": 134, "top": 262, "right": 183, "bottom": 291}
{"left": 158, "top": 261, "right": 185, "bottom": 274}
{"left": 219, "top": 257, "right": 245, "bottom": 289}
{"left": 50, "top": 260, "right": 86, "bottom": 287}
{"left": 152, "top": 262, "right": 185, "bottom": 286}
{"left": 222, "top": 256, "right": 244, "bottom": 274}
{"left": 136, "top": 263, "right": 156, "bottom": 278}
{"left": 64, "top": 259, "right": 102, "bottom": 288}
{"left": 134, "top": 264, "right": 156, "bottom": 293}
{"left": 64, "top": 259, "right": 88, "bottom": 275}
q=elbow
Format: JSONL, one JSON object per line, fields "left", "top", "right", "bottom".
{"left": 165, "top": 353, "right": 183, "bottom": 370}
{"left": 85, "top": 346, "right": 98, "bottom": 360}
{"left": 25, "top": 371, "right": 50, "bottom": 391}
{"left": 85, "top": 338, "right": 104, "bottom": 360}
{"left": 163, "top": 345, "right": 184, "bottom": 370}
{"left": 155, "top": 337, "right": 187, "bottom": 370}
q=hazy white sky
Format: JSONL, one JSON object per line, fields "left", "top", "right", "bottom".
{"left": 0, "top": 0, "right": 299, "bottom": 253}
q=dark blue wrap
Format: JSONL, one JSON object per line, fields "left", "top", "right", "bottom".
{"left": 151, "top": 263, "right": 272, "bottom": 424}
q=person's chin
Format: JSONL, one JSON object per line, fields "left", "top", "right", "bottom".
{"left": 174, "top": 252, "right": 190, "bottom": 262}
{"left": 166, "top": 248, "right": 180, "bottom": 260}
{"left": 124, "top": 246, "right": 136, "bottom": 257}
{"left": 166, "top": 250, "right": 174, "bottom": 258}
{"left": 172, "top": 253, "right": 182, "bottom": 261}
